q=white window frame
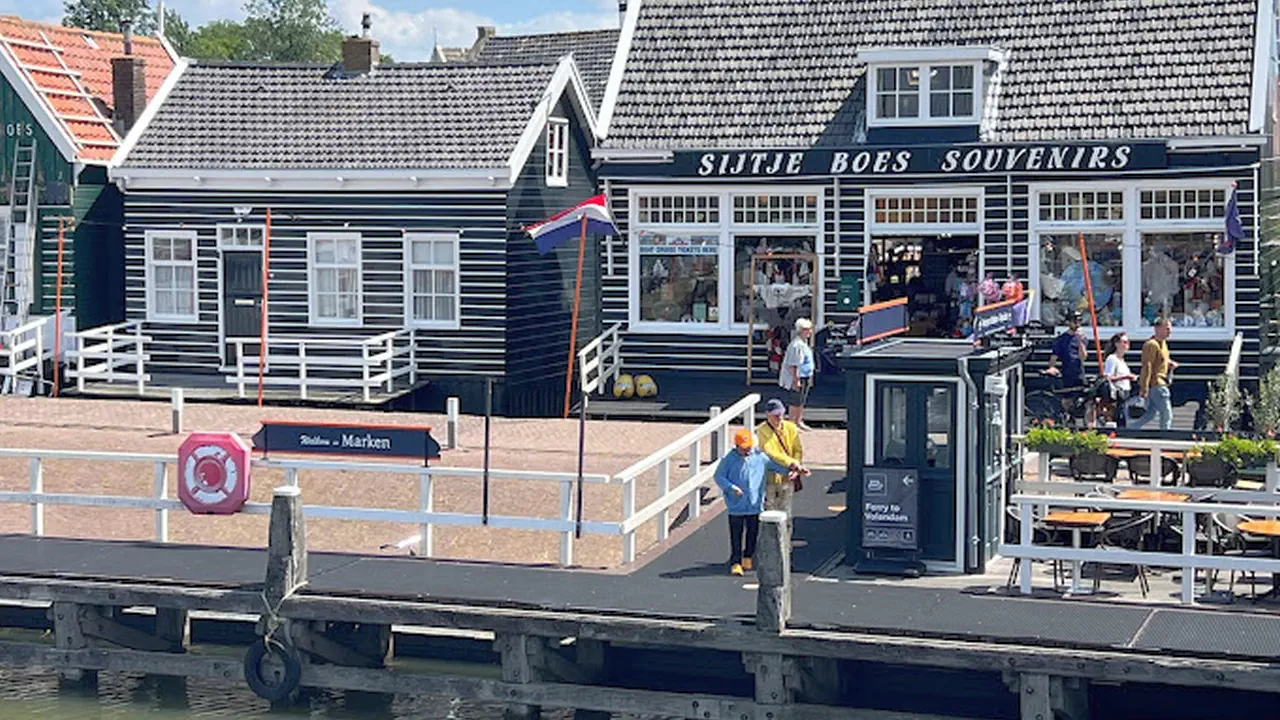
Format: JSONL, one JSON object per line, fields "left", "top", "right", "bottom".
{"left": 545, "top": 118, "right": 569, "bottom": 187}
{"left": 403, "top": 232, "right": 462, "bottom": 330}
{"left": 307, "top": 232, "right": 363, "bottom": 327}
{"left": 1029, "top": 179, "right": 1236, "bottom": 342}
{"left": 144, "top": 229, "right": 199, "bottom": 324}
{"left": 628, "top": 185, "right": 825, "bottom": 335}
{"left": 216, "top": 224, "right": 266, "bottom": 250}
{"left": 867, "top": 62, "right": 983, "bottom": 127}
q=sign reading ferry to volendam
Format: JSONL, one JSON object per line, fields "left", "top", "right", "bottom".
{"left": 252, "top": 421, "right": 441, "bottom": 461}
{"left": 603, "top": 141, "right": 1169, "bottom": 178}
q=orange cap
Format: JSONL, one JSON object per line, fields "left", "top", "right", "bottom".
{"left": 733, "top": 428, "right": 754, "bottom": 450}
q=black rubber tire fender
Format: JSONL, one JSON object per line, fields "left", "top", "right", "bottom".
{"left": 243, "top": 639, "right": 302, "bottom": 702}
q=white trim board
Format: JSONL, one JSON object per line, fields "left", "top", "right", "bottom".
{"left": 112, "top": 167, "right": 513, "bottom": 192}
{"left": 597, "top": 0, "right": 642, "bottom": 138}
{"left": 1248, "top": 0, "right": 1274, "bottom": 133}
{"left": 0, "top": 37, "right": 80, "bottom": 163}
{"left": 506, "top": 55, "right": 600, "bottom": 186}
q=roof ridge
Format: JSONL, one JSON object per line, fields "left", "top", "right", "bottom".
{"left": 489, "top": 27, "right": 621, "bottom": 41}
{"left": 0, "top": 14, "right": 167, "bottom": 45}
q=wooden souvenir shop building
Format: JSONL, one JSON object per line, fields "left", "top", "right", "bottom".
{"left": 595, "top": 0, "right": 1274, "bottom": 402}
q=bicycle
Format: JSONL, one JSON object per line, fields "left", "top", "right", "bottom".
{"left": 1024, "top": 371, "right": 1107, "bottom": 429}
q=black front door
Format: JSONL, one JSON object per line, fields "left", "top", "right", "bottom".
{"left": 222, "top": 251, "right": 263, "bottom": 365}
{"left": 873, "top": 382, "right": 958, "bottom": 565}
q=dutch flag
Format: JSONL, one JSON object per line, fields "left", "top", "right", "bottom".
{"left": 524, "top": 194, "right": 618, "bottom": 255}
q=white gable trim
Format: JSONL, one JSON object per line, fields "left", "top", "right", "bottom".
{"left": 506, "top": 55, "right": 600, "bottom": 184}
{"left": 597, "top": 0, "right": 641, "bottom": 137}
{"left": 1248, "top": 0, "right": 1273, "bottom": 133}
{"left": 0, "top": 36, "right": 81, "bottom": 163}
{"left": 111, "top": 57, "right": 188, "bottom": 169}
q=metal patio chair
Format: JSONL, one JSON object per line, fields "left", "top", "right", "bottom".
{"left": 1126, "top": 455, "right": 1182, "bottom": 486}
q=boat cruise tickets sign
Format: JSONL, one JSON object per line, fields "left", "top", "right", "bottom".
{"left": 604, "top": 141, "right": 1169, "bottom": 178}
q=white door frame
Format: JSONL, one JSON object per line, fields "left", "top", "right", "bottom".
{"left": 864, "top": 373, "right": 967, "bottom": 573}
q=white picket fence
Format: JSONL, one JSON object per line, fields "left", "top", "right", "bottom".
{"left": 0, "top": 394, "right": 760, "bottom": 567}
{"left": 66, "top": 320, "right": 150, "bottom": 394}
{"left": 0, "top": 316, "right": 47, "bottom": 393}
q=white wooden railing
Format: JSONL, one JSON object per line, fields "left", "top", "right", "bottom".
{"left": 1003, "top": 492, "right": 1280, "bottom": 604}
{"left": 0, "top": 448, "right": 617, "bottom": 567}
{"left": 227, "top": 329, "right": 416, "bottom": 402}
{"left": 578, "top": 323, "right": 622, "bottom": 395}
{"left": 66, "top": 320, "right": 150, "bottom": 394}
{"left": 614, "top": 393, "right": 759, "bottom": 562}
{"left": 0, "top": 316, "right": 47, "bottom": 393}
{"left": 1225, "top": 331, "right": 1245, "bottom": 383}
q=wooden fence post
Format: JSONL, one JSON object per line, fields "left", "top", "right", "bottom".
{"left": 265, "top": 486, "right": 307, "bottom": 607}
{"left": 756, "top": 510, "right": 790, "bottom": 632}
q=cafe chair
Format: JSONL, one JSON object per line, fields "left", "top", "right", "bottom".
{"left": 1126, "top": 455, "right": 1182, "bottom": 486}
{"left": 1070, "top": 453, "right": 1119, "bottom": 483}
{"left": 1096, "top": 512, "right": 1157, "bottom": 597}
{"left": 1209, "top": 513, "right": 1272, "bottom": 599}
{"left": 1004, "top": 506, "right": 1064, "bottom": 591}
{"left": 1187, "top": 457, "right": 1236, "bottom": 488}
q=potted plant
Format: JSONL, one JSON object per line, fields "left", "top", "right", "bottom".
{"left": 1192, "top": 436, "right": 1278, "bottom": 473}
{"left": 1025, "top": 424, "right": 1109, "bottom": 458}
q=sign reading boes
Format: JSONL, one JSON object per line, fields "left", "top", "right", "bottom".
{"left": 862, "top": 467, "right": 919, "bottom": 551}
{"left": 253, "top": 421, "right": 441, "bottom": 461}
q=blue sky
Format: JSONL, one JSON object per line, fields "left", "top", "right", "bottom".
{"left": 5, "top": 0, "right": 621, "bottom": 61}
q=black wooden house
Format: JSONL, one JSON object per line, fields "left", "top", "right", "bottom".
{"left": 109, "top": 29, "right": 603, "bottom": 415}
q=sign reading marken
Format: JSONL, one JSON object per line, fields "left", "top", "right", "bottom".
{"left": 648, "top": 142, "right": 1168, "bottom": 178}
{"left": 252, "top": 421, "right": 441, "bottom": 461}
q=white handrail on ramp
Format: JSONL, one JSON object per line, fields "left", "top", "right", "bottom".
{"left": 578, "top": 323, "right": 622, "bottom": 395}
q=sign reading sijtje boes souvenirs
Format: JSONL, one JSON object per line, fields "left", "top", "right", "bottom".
{"left": 252, "top": 421, "right": 441, "bottom": 461}
{"left": 604, "top": 141, "right": 1168, "bottom": 178}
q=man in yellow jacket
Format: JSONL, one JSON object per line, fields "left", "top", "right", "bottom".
{"left": 756, "top": 399, "right": 810, "bottom": 525}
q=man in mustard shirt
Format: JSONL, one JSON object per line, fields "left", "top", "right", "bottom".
{"left": 1130, "top": 317, "right": 1178, "bottom": 431}
{"left": 756, "top": 399, "right": 810, "bottom": 525}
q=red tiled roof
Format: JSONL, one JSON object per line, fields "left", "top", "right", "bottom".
{"left": 0, "top": 16, "right": 175, "bottom": 162}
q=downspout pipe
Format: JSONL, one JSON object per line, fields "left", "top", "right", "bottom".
{"left": 958, "top": 353, "right": 981, "bottom": 572}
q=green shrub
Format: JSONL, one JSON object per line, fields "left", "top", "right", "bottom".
{"left": 1249, "top": 367, "right": 1280, "bottom": 438}
{"left": 1204, "top": 372, "right": 1242, "bottom": 432}
{"left": 1025, "top": 426, "right": 1109, "bottom": 455}
{"left": 1194, "top": 435, "right": 1278, "bottom": 469}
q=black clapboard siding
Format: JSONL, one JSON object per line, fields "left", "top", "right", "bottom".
{"left": 505, "top": 98, "right": 601, "bottom": 390}
{"left": 123, "top": 190, "right": 510, "bottom": 378}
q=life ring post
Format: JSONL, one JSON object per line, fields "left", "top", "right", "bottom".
{"left": 265, "top": 485, "right": 307, "bottom": 607}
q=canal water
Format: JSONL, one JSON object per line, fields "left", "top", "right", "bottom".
{"left": 0, "top": 666, "right": 585, "bottom": 719}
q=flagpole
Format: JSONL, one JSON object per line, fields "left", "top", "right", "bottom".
{"left": 1077, "top": 232, "right": 1105, "bottom": 376}
{"left": 563, "top": 214, "right": 588, "bottom": 419}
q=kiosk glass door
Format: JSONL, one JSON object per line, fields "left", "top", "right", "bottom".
{"left": 873, "top": 382, "right": 957, "bottom": 563}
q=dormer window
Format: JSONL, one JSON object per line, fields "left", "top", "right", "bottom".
{"left": 859, "top": 47, "right": 1006, "bottom": 128}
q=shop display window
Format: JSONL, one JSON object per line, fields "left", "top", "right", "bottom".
{"left": 637, "top": 231, "right": 720, "bottom": 323}
{"left": 1037, "top": 233, "right": 1123, "bottom": 327}
{"left": 733, "top": 235, "right": 815, "bottom": 325}
{"left": 1140, "top": 232, "right": 1225, "bottom": 328}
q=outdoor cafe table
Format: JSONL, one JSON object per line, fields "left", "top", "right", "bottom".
{"left": 1116, "top": 490, "right": 1188, "bottom": 550}
{"left": 1043, "top": 511, "right": 1112, "bottom": 595}
{"left": 1238, "top": 520, "right": 1280, "bottom": 599}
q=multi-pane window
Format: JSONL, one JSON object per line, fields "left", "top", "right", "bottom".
{"left": 929, "top": 65, "right": 975, "bottom": 117}
{"left": 1140, "top": 232, "right": 1225, "bottom": 328}
{"left": 731, "top": 194, "right": 819, "bottom": 224}
{"left": 1139, "top": 188, "right": 1227, "bottom": 220}
{"left": 217, "top": 225, "right": 264, "bottom": 248}
{"left": 637, "top": 232, "right": 720, "bottom": 323}
{"left": 147, "top": 231, "right": 197, "bottom": 321}
{"left": 545, "top": 118, "right": 568, "bottom": 186}
{"left": 635, "top": 195, "right": 720, "bottom": 224}
{"left": 875, "top": 66, "right": 920, "bottom": 119}
{"left": 1037, "top": 191, "right": 1125, "bottom": 222}
{"left": 309, "top": 233, "right": 360, "bottom": 324}
{"left": 406, "top": 233, "right": 460, "bottom": 327}
{"left": 873, "top": 196, "right": 979, "bottom": 225}
{"left": 1038, "top": 233, "right": 1124, "bottom": 327}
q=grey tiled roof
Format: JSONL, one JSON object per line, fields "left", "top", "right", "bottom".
{"left": 472, "top": 29, "right": 620, "bottom": 110}
{"left": 121, "top": 61, "right": 559, "bottom": 169}
{"left": 605, "top": 0, "right": 1259, "bottom": 149}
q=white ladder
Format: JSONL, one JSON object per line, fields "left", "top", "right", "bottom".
{"left": 1, "top": 136, "right": 36, "bottom": 323}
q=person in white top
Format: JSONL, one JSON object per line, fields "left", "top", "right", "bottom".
{"left": 1102, "top": 332, "right": 1138, "bottom": 427}
{"left": 779, "top": 318, "right": 816, "bottom": 430}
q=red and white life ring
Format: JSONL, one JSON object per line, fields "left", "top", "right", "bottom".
{"left": 177, "top": 433, "right": 251, "bottom": 515}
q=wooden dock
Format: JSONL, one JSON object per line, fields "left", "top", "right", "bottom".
{"left": 2, "top": 477, "right": 1280, "bottom": 719}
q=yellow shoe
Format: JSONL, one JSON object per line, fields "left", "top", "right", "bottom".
{"left": 731, "top": 563, "right": 744, "bottom": 576}
{"left": 742, "top": 558, "right": 753, "bottom": 571}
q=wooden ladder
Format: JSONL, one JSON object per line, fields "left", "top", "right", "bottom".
{"left": 1, "top": 136, "right": 37, "bottom": 323}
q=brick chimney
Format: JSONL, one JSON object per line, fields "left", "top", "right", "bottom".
{"left": 476, "top": 25, "right": 496, "bottom": 42}
{"left": 342, "top": 13, "right": 379, "bottom": 75}
{"left": 111, "top": 20, "right": 147, "bottom": 138}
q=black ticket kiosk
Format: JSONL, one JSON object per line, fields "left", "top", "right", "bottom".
{"left": 840, "top": 338, "right": 1031, "bottom": 574}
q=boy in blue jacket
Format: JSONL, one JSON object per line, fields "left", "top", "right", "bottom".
{"left": 715, "top": 428, "right": 797, "bottom": 576}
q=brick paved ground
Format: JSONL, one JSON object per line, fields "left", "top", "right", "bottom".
{"left": 0, "top": 397, "right": 847, "bottom": 568}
